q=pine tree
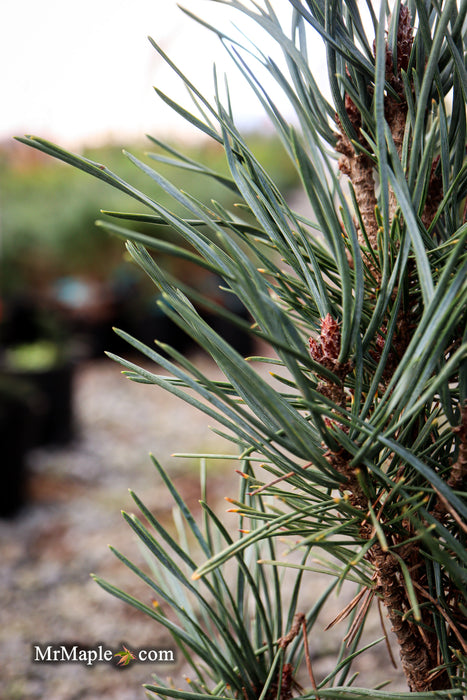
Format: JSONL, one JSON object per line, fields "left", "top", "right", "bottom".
{"left": 18, "top": 0, "right": 466, "bottom": 696}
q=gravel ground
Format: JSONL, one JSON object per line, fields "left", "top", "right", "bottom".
{"left": 1, "top": 351, "right": 408, "bottom": 699}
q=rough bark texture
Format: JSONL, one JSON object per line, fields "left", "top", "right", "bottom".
{"left": 432, "top": 403, "right": 467, "bottom": 520}
{"left": 323, "top": 438, "right": 452, "bottom": 691}
{"left": 311, "top": 5, "right": 459, "bottom": 693}
{"left": 313, "top": 358, "right": 461, "bottom": 692}
{"left": 369, "top": 546, "right": 449, "bottom": 691}
{"left": 336, "top": 127, "right": 379, "bottom": 254}
{"left": 449, "top": 404, "right": 467, "bottom": 488}
{"left": 309, "top": 308, "right": 459, "bottom": 691}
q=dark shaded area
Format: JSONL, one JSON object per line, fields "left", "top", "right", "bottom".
{"left": 0, "top": 278, "right": 254, "bottom": 518}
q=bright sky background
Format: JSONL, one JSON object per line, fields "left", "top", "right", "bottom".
{"left": 2, "top": 0, "right": 327, "bottom": 148}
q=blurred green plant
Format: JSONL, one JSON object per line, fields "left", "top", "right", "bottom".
{"left": 18, "top": 0, "right": 466, "bottom": 697}
{"left": 0, "top": 138, "right": 297, "bottom": 294}
{"left": 4, "top": 339, "right": 61, "bottom": 371}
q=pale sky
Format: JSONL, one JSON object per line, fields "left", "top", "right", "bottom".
{"left": 2, "top": 0, "right": 322, "bottom": 148}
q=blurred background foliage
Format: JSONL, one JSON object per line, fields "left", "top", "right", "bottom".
{"left": 0, "top": 134, "right": 298, "bottom": 358}
{"left": 0, "top": 133, "right": 299, "bottom": 514}
{"left": 1, "top": 135, "right": 298, "bottom": 294}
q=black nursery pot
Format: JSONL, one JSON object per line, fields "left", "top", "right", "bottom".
{"left": 0, "top": 361, "right": 75, "bottom": 517}
{"left": 11, "top": 362, "right": 76, "bottom": 448}
{"left": 0, "top": 377, "right": 42, "bottom": 517}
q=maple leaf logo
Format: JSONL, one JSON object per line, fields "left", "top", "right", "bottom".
{"left": 114, "top": 645, "right": 136, "bottom": 667}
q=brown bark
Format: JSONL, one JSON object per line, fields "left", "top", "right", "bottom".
{"left": 370, "top": 546, "right": 449, "bottom": 691}
{"left": 336, "top": 131, "right": 379, "bottom": 253}
{"left": 331, "top": 447, "right": 450, "bottom": 691}
{"left": 315, "top": 7, "right": 457, "bottom": 691}
{"left": 310, "top": 322, "right": 453, "bottom": 691}
{"left": 447, "top": 403, "right": 467, "bottom": 490}
{"left": 432, "top": 403, "right": 467, "bottom": 520}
